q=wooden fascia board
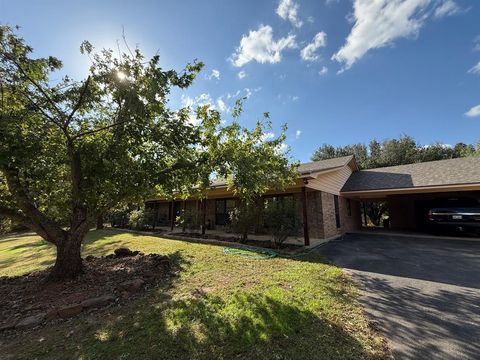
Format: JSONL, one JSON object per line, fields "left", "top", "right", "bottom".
{"left": 340, "top": 182, "right": 480, "bottom": 199}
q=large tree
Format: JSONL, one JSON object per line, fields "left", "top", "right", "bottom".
{"left": 0, "top": 26, "right": 203, "bottom": 280}
{"left": 312, "top": 135, "right": 479, "bottom": 170}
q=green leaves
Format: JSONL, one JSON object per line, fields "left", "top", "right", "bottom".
{"left": 0, "top": 25, "right": 204, "bottom": 227}
{"left": 192, "top": 101, "right": 299, "bottom": 206}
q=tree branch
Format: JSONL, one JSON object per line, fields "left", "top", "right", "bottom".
{"left": 71, "top": 118, "right": 129, "bottom": 140}
{"left": 0, "top": 50, "right": 66, "bottom": 120}
{"left": 3, "top": 167, "right": 65, "bottom": 244}
{"left": 65, "top": 76, "right": 90, "bottom": 126}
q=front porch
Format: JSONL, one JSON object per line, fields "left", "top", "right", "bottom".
{"left": 145, "top": 185, "right": 338, "bottom": 248}
{"left": 150, "top": 225, "right": 332, "bottom": 249}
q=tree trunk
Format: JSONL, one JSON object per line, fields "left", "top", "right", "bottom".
{"left": 48, "top": 232, "right": 83, "bottom": 281}
{"left": 96, "top": 214, "right": 104, "bottom": 230}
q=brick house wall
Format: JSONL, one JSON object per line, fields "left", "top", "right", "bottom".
{"left": 319, "top": 192, "right": 362, "bottom": 238}
{"left": 339, "top": 197, "right": 362, "bottom": 232}
{"left": 306, "top": 191, "right": 324, "bottom": 239}
{"left": 321, "top": 192, "right": 339, "bottom": 238}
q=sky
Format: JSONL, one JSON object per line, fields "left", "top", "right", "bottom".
{"left": 1, "top": 0, "right": 480, "bottom": 162}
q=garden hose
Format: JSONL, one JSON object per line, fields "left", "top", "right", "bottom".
{"left": 223, "top": 247, "right": 279, "bottom": 259}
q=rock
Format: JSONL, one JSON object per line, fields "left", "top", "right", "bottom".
{"left": 118, "top": 278, "right": 145, "bottom": 292}
{"left": 80, "top": 295, "right": 115, "bottom": 309}
{"left": 45, "top": 309, "right": 59, "bottom": 321}
{"left": 0, "top": 321, "right": 17, "bottom": 332}
{"left": 85, "top": 255, "right": 95, "bottom": 261}
{"left": 56, "top": 304, "right": 83, "bottom": 318}
{"left": 15, "top": 313, "right": 45, "bottom": 328}
{"left": 114, "top": 247, "right": 139, "bottom": 257}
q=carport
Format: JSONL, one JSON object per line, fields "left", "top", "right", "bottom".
{"left": 340, "top": 157, "right": 480, "bottom": 232}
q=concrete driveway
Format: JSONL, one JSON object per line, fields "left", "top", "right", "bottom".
{"left": 319, "top": 233, "right": 480, "bottom": 359}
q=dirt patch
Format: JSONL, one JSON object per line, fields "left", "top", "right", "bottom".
{"left": 0, "top": 249, "right": 174, "bottom": 334}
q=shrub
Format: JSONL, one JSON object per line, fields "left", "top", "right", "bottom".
{"left": 176, "top": 209, "right": 200, "bottom": 232}
{"left": 128, "top": 209, "right": 145, "bottom": 229}
{"left": 264, "top": 197, "right": 300, "bottom": 247}
{"left": 229, "top": 202, "right": 260, "bottom": 242}
{"left": 107, "top": 207, "right": 131, "bottom": 228}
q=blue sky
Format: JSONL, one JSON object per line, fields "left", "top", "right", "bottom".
{"left": 2, "top": 0, "right": 480, "bottom": 162}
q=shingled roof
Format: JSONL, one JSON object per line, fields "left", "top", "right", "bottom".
{"left": 209, "top": 155, "right": 356, "bottom": 188}
{"left": 298, "top": 155, "right": 355, "bottom": 175}
{"left": 341, "top": 156, "right": 480, "bottom": 192}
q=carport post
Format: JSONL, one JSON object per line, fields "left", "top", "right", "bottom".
{"left": 201, "top": 198, "right": 207, "bottom": 235}
{"left": 362, "top": 202, "right": 368, "bottom": 227}
{"left": 301, "top": 186, "right": 310, "bottom": 246}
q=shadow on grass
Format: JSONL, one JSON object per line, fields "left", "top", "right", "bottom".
{"left": 73, "top": 292, "right": 369, "bottom": 360}
{"left": 8, "top": 241, "right": 51, "bottom": 251}
{"left": 0, "top": 231, "right": 38, "bottom": 243}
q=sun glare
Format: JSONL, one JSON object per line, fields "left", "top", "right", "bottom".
{"left": 116, "top": 71, "right": 127, "bottom": 80}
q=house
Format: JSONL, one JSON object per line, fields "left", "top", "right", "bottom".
{"left": 146, "top": 155, "right": 480, "bottom": 247}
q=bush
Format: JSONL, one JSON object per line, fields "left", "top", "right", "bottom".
{"left": 128, "top": 209, "right": 145, "bottom": 229}
{"left": 107, "top": 207, "right": 131, "bottom": 228}
{"left": 229, "top": 203, "right": 260, "bottom": 242}
{"left": 264, "top": 197, "right": 300, "bottom": 247}
{"left": 127, "top": 208, "right": 156, "bottom": 230}
{"left": 177, "top": 209, "right": 199, "bottom": 232}
{"left": 0, "top": 216, "right": 28, "bottom": 234}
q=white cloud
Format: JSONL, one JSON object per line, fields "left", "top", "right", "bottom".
{"left": 332, "top": 0, "right": 444, "bottom": 71}
{"left": 325, "top": 0, "right": 340, "bottom": 5}
{"left": 243, "top": 87, "right": 262, "bottom": 99}
{"left": 181, "top": 93, "right": 216, "bottom": 125}
{"left": 300, "top": 32, "right": 327, "bottom": 61}
{"left": 226, "top": 90, "right": 241, "bottom": 99}
{"left": 276, "top": 0, "right": 303, "bottom": 28}
{"left": 422, "top": 143, "right": 452, "bottom": 149}
{"left": 261, "top": 132, "right": 276, "bottom": 142}
{"left": 230, "top": 25, "right": 297, "bottom": 67}
{"left": 206, "top": 69, "right": 220, "bottom": 80}
{"left": 465, "top": 104, "right": 480, "bottom": 118}
{"left": 295, "top": 130, "right": 301, "bottom": 139}
{"left": 275, "top": 143, "right": 289, "bottom": 154}
{"left": 307, "top": 16, "right": 315, "bottom": 23}
{"left": 237, "top": 70, "right": 247, "bottom": 79}
{"left": 473, "top": 35, "right": 480, "bottom": 52}
{"left": 468, "top": 61, "right": 480, "bottom": 75}
{"left": 216, "top": 97, "right": 230, "bottom": 113}
{"left": 319, "top": 66, "right": 329, "bottom": 76}
{"left": 291, "top": 95, "right": 299, "bottom": 101}
{"left": 434, "top": 0, "right": 460, "bottom": 18}
{"left": 195, "top": 93, "right": 215, "bottom": 107}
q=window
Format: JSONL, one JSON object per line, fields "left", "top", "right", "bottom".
{"left": 215, "top": 199, "right": 236, "bottom": 225}
{"left": 347, "top": 199, "right": 352, "bottom": 217}
{"left": 263, "top": 194, "right": 294, "bottom": 206}
{"left": 334, "top": 195, "right": 341, "bottom": 228}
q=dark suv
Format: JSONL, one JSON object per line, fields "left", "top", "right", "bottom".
{"left": 426, "top": 198, "right": 480, "bottom": 235}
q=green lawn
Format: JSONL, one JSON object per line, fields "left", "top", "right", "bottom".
{"left": 0, "top": 230, "right": 389, "bottom": 359}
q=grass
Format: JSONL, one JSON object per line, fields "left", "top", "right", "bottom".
{"left": 0, "top": 230, "right": 389, "bottom": 359}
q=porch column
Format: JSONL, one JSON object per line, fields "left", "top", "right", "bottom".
{"left": 201, "top": 198, "right": 207, "bottom": 235}
{"left": 152, "top": 202, "right": 159, "bottom": 230}
{"left": 301, "top": 186, "right": 310, "bottom": 246}
{"left": 182, "top": 200, "right": 186, "bottom": 232}
{"left": 362, "top": 202, "right": 368, "bottom": 227}
{"left": 170, "top": 200, "right": 175, "bottom": 231}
